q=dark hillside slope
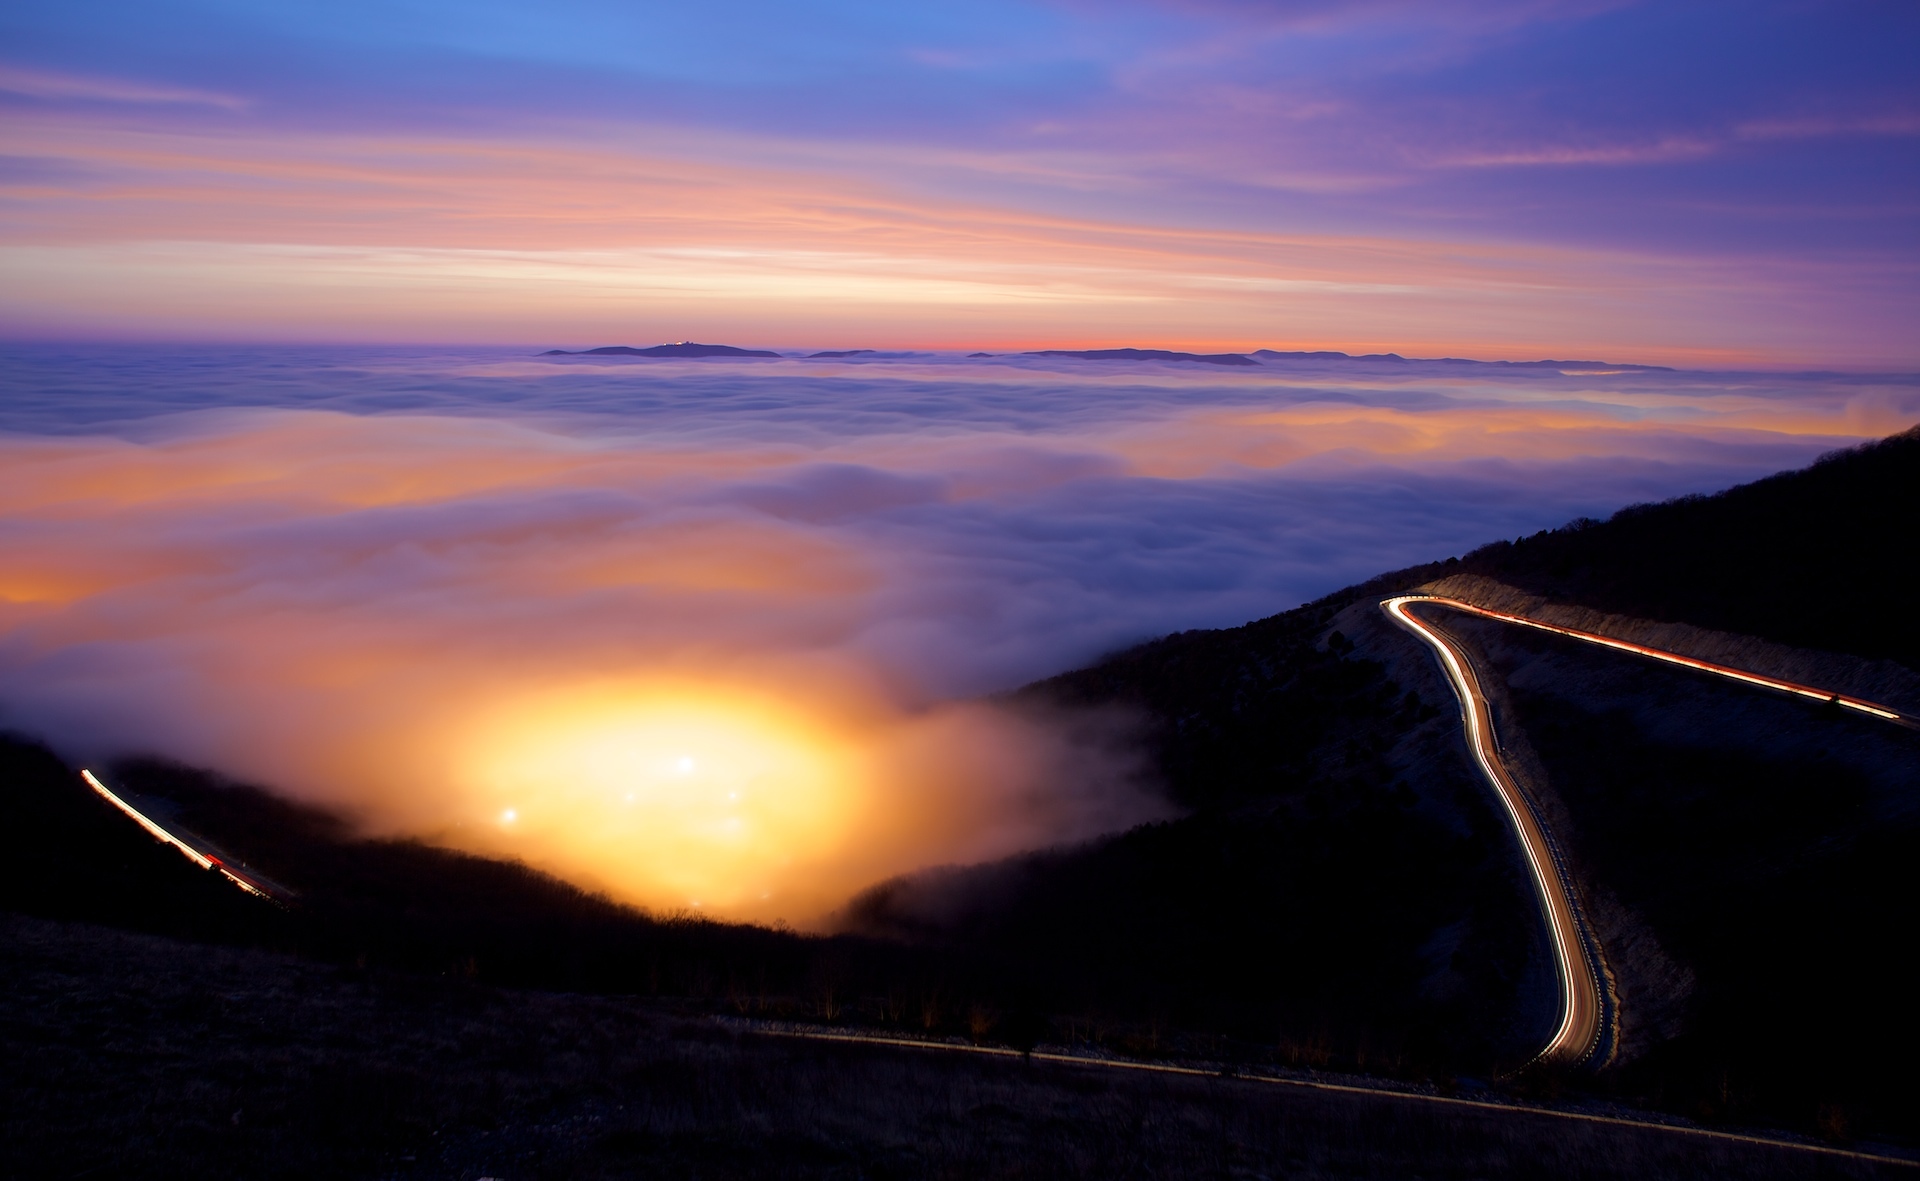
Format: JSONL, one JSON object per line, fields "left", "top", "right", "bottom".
{"left": 996, "top": 424, "right": 1919, "bottom": 833}
{"left": 1460, "top": 424, "right": 1920, "bottom": 670}
{"left": 4, "top": 740, "right": 1536, "bottom": 1072}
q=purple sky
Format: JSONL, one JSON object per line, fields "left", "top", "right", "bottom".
{"left": 2, "top": 1, "right": 1915, "bottom": 362}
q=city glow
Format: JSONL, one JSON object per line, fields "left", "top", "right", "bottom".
{"left": 459, "top": 682, "right": 862, "bottom": 916}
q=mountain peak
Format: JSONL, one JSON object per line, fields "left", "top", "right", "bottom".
{"left": 541, "top": 342, "right": 782, "bottom": 358}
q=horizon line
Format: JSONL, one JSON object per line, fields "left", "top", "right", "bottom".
{"left": 5, "top": 334, "right": 1919, "bottom": 375}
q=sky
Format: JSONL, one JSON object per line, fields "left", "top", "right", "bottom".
{"left": 2, "top": 0, "right": 1917, "bottom": 364}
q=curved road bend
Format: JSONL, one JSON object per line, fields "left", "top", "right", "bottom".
{"left": 1381, "top": 597, "right": 1609, "bottom": 1068}
{"left": 1382, "top": 592, "right": 1917, "bottom": 1067}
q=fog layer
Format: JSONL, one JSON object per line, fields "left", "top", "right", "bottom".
{"left": 2, "top": 347, "right": 1909, "bottom": 920}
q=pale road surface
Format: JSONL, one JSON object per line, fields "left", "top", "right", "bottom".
{"left": 1381, "top": 596, "right": 1610, "bottom": 1068}
{"left": 1382, "top": 593, "right": 1919, "bottom": 1068}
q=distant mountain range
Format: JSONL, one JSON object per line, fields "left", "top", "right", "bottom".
{"left": 1252, "top": 349, "right": 1674, "bottom": 371}
{"left": 541, "top": 342, "right": 782, "bottom": 358}
{"left": 539, "top": 343, "right": 1674, "bottom": 370}
{"left": 1022, "top": 347, "right": 1259, "bottom": 366}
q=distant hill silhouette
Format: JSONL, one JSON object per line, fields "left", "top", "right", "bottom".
{"left": 542, "top": 343, "right": 781, "bottom": 358}
{"left": 1251, "top": 349, "right": 1673, "bottom": 371}
{"left": 535, "top": 343, "right": 1675, "bottom": 368}
{"left": 1023, "top": 348, "right": 1258, "bottom": 366}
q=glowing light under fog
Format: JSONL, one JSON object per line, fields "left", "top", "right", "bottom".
{"left": 459, "top": 683, "right": 864, "bottom": 915}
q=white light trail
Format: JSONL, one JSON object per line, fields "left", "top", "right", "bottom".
{"left": 1418, "top": 598, "right": 1914, "bottom": 727}
{"left": 1381, "top": 598, "right": 1604, "bottom": 1067}
{"left": 80, "top": 768, "right": 276, "bottom": 900}
{"left": 1380, "top": 590, "right": 1914, "bottom": 1068}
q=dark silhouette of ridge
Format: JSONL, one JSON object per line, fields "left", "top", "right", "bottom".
{"left": 1024, "top": 348, "right": 1258, "bottom": 367}
{"left": 542, "top": 342, "right": 781, "bottom": 358}
{"left": 807, "top": 349, "right": 876, "bottom": 358}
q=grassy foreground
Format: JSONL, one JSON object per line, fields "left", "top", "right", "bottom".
{"left": 4, "top": 913, "right": 1904, "bottom": 1181}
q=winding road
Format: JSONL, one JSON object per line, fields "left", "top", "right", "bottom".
{"left": 1382, "top": 596, "right": 1610, "bottom": 1067}
{"left": 1383, "top": 593, "right": 1918, "bottom": 1069}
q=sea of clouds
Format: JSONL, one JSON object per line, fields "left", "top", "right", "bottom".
{"left": 3, "top": 344, "right": 1913, "bottom": 920}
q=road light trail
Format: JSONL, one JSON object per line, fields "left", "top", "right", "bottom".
{"left": 1382, "top": 597, "right": 1609, "bottom": 1067}
{"left": 1383, "top": 591, "right": 1915, "bottom": 1067}
{"left": 1413, "top": 597, "right": 1917, "bottom": 729}
{"left": 80, "top": 768, "right": 278, "bottom": 901}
